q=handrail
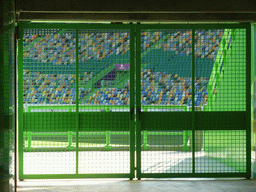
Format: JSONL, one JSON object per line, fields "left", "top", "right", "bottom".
{"left": 24, "top": 104, "right": 130, "bottom": 112}
{"left": 24, "top": 130, "right": 190, "bottom": 151}
{"left": 115, "top": 33, "right": 172, "bottom": 89}
{"left": 24, "top": 104, "right": 190, "bottom": 112}
{"left": 83, "top": 63, "right": 116, "bottom": 89}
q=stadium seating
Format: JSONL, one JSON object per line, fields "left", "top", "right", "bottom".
{"left": 23, "top": 69, "right": 208, "bottom": 106}
{"left": 22, "top": 29, "right": 229, "bottom": 106}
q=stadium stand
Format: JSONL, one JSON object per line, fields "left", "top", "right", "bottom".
{"left": 22, "top": 29, "right": 227, "bottom": 106}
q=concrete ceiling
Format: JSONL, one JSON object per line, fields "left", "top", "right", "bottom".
{"left": 17, "top": 0, "right": 256, "bottom": 22}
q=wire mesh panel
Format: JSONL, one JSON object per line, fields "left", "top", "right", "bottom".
{"left": 22, "top": 28, "right": 77, "bottom": 174}
{"left": 200, "top": 29, "right": 246, "bottom": 111}
{"left": 141, "top": 29, "right": 192, "bottom": 108}
{"left": 19, "top": 23, "right": 250, "bottom": 179}
{"left": 140, "top": 29, "right": 193, "bottom": 174}
{"left": 194, "top": 28, "right": 247, "bottom": 174}
{"left": 141, "top": 130, "right": 193, "bottom": 173}
{"left": 78, "top": 29, "right": 131, "bottom": 174}
{"left": 195, "top": 130, "right": 246, "bottom": 173}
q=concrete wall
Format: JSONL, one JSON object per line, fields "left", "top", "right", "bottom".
{"left": 0, "top": 0, "right": 16, "bottom": 191}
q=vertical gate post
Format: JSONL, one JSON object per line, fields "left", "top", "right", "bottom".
{"left": 246, "top": 23, "right": 252, "bottom": 179}
{"left": 191, "top": 28, "right": 196, "bottom": 174}
{"left": 18, "top": 25, "right": 24, "bottom": 180}
{"left": 130, "top": 25, "right": 136, "bottom": 179}
{"left": 75, "top": 27, "right": 79, "bottom": 175}
{"left": 135, "top": 25, "right": 142, "bottom": 178}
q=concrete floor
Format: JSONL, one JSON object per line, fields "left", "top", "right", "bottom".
{"left": 17, "top": 178, "right": 256, "bottom": 192}
{"left": 22, "top": 151, "right": 243, "bottom": 174}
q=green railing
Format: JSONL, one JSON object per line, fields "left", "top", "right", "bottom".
{"left": 23, "top": 105, "right": 192, "bottom": 151}
{"left": 83, "top": 63, "right": 117, "bottom": 89}
{"left": 24, "top": 104, "right": 130, "bottom": 112}
{"left": 24, "top": 104, "right": 191, "bottom": 112}
{"left": 83, "top": 58, "right": 130, "bottom": 101}
{"left": 24, "top": 130, "right": 192, "bottom": 151}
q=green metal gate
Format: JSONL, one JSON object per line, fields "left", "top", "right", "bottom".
{"left": 18, "top": 23, "right": 135, "bottom": 179}
{"left": 136, "top": 24, "right": 251, "bottom": 179}
{"left": 18, "top": 23, "right": 251, "bottom": 179}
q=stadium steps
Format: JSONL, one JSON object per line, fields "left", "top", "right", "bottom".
{"left": 81, "top": 63, "right": 116, "bottom": 102}
{"left": 114, "top": 33, "right": 173, "bottom": 89}
{"left": 83, "top": 63, "right": 116, "bottom": 89}
{"left": 81, "top": 33, "right": 171, "bottom": 100}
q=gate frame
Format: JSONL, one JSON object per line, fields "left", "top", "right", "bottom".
{"left": 18, "top": 23, "right": 136, "bottom": 180}
{"left": 135, "top": 23, "right": 251, "bottom": 179}
{"left": 18, "top": 22, "right": 251, "bottom": 180}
